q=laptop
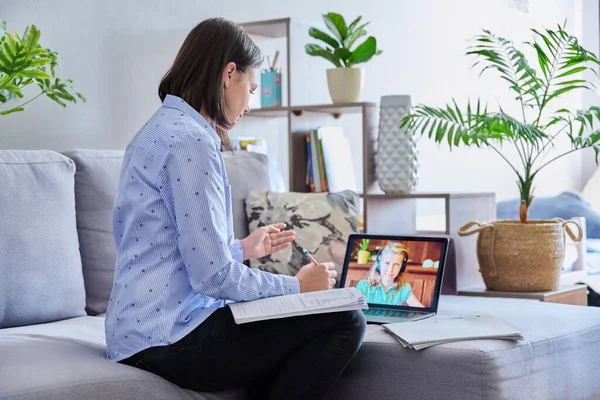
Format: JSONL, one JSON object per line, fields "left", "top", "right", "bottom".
{"left": 340, "top": 234, "right": 449, "bottom": 324}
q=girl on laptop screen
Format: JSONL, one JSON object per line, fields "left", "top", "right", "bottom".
{"left": 355, "top": 242, "right": 425, "bottom": 307}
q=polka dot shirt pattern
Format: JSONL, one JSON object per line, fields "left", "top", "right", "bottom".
{"left": 105, "top": 95, "right": 300, "bottom": 362}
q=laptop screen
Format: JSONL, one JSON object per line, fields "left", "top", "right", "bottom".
{"left": 341, "top": 234, "right": 448, "bottom": 312}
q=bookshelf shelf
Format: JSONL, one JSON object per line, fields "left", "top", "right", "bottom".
{"left": 363, "top": 192, "right": 495, "bottom": 200}
{"left": 291, "top": 102, "right": 376, "bottom": 118}
{"left": 247, "top": 106, "right": 289, "bottom": 118}
{"left": 247, "top": 103, "right": 378, "bottom": 119}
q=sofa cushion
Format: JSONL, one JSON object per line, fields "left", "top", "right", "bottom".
{"left": 0, "top": 150, "right": 86, "bottom": 328}
{"left": 62, "top": 150, "right": 125, "bottom": 316}
{"left": 245, "top": 190, "right": 360, "bottom": 277}
{"left": 0, "top": 316, "right": 247, "bottom": 400}
{"left": 332, "top": 295, "right": 600, "bottom": 400}
{"left": 222, "top": 151, "right": 271, "bottom": 239}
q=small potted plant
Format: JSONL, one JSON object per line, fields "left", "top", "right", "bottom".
{"left": 354, "top": 238, "right": 371, "bottom": 264}
{"left": 399, "top": 23, "right": 600, "bottom": 292}
{"left": 0, "top": 21, "right": 85, "bottom": 116}
{"left": 305, "top": 12, "right": 382, "bottom": 103}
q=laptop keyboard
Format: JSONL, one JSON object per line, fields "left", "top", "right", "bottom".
{"left": 363, "top": 308, "right": 422, "bottom": 319}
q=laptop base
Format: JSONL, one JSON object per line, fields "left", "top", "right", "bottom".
{"left": 364, "top": 310, "right": 435, "bottom": 325}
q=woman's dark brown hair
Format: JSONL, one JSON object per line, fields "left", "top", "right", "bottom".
{"left": 158, "top": 18, "right": 262, "bottom": 151}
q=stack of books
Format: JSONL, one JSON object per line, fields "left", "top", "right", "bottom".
{"left": 383, "top": 314, "right": 524, "bottom": 350}
{"left": 304, "top": 126, "right": 357, "bottom": 193}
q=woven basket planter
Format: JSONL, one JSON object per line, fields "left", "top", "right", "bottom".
{"left": 457, "top": 219, "right": 583, "bottom": 292}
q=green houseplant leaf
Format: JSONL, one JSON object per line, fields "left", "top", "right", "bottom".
{"left": 323, "top": 12, "right": 347, "bottom": 42}
{"left": 400, "top": 22, "right": 600, "bottom": 222}
{"left": 305, "top": 44, "right": 342, "bottom": 68}
{"left": 348, "top": 37, "right": 378, "bottom": 65}
{"left": 0, "top": 20, "right": 85, "bottom": 116}
{"left": 305, "top": 12, "right": 382, "bottom": 68}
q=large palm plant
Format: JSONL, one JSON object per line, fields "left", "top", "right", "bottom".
{"left": 400, "top": 23, "right": 600, "bottom": 222}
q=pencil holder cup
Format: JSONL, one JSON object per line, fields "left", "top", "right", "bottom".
{"left": 260, "top": 70, "right": 282, "bottom": 108}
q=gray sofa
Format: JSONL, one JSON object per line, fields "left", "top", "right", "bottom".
{"left": 2, "top": 149, "right": 600, "bottom": 400}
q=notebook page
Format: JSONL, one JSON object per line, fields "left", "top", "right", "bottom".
{"left": 299, "top": 287, "right": 364, "bottom": 308}
{"left": 229, "top": 288, "right": 364, "bottom": 321}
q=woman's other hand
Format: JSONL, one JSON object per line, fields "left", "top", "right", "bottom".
{"left": 240, "top": 223, "right": 295, "bottom": 259}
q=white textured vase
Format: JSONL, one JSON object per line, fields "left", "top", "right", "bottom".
{"left": 375, "top": 95, "right": 419, "bottom": 194}
{"left": 326, "top": 67, "right": 364, "bottom": 103}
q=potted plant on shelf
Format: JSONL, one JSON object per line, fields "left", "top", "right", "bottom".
{"left": 305, "top": 12, "right": 382, "bottom": 104}
{"left": 0, "top": 21, "right": 85, "bottom": 116}
{"left": 399, "top": 23, "right": 600, "bottom": 292}
{"left": 353, "top": 238, "right": 371, "bottom": 264}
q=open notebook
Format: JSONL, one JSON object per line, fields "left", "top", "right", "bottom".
{"left": 383, "top": 313, "right": 524, "bottom": 350}
{"left": 228, "top": 287, "right": 368, "bottom": 324}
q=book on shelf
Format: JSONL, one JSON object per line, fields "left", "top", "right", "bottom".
{"left": 228, "top": 287, "right": 368, "bottom": 324}
{"left": 304, "top": 126, "right": 357, "bottom": 193}
{"left": 383, "top": 313, "right": 524, "bottom": 350}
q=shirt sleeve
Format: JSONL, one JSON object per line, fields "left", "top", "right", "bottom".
{"left": 400, "top": 283, "right": 412, "bottom": 304}
{"left": 229, "top": 239, "right": 244, "bottom": 263}
{"left": 160, "top": 133, "right": 300, "bottom": 302}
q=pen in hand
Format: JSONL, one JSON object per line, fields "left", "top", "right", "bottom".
{"left": 303, "top": 248, "right": 318, "bottom": 265}
{"left": 302, "top": 248, "right": 337, "bottom": 290}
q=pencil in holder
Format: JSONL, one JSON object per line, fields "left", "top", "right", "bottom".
{"left": 260, "top": 70, "right": 282, "bottom": 108}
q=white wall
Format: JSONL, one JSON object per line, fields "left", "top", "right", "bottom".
{"left": 576, "top": 0, "right": 600, "bottom": 188}
{"left": 0, "top": 0, "right": 596, "bottom": 205}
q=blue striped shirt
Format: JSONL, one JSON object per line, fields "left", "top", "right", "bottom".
{"left": 105, "top": 94, "right": 300, "bottom": 362}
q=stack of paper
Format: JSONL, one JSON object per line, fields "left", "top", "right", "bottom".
{"left": 229, "top": 287, "right": 368, "bottom": 324}
{"left": 383, "top": 314, "right": 524, "bottom": 350}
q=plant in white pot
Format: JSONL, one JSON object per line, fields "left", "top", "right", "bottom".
{"left": 0, "top": 20, "right": 85, "bottom": 116}
{"left": 400, "top": 23, "right": 600, "bottom": 292}
{"left": 305, "top": 12, "right": 382, "bottom": 104}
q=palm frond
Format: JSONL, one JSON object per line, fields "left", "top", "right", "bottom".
{"left": 399, "top": 99, "right": 492, "bottom": 149}
{"left": 484, "top": 111, "right": 548, "bottom": 147}
{"left": 530, "top": 23, "right": 600, "bottom": 112}
{"left": 400, "top": 100, "right": 547, "bottom": 150}
{"left": 466, "top": 30, "right": 542, "bottom": 110}
{"left": 561, "top": 107, "right": 600, "bottom": 154}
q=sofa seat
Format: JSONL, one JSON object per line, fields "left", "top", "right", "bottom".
{"left": 3, "top": 294, "right": 600, "bottom": 400}
{"left": 0, "top": 316, "right": 246, "bottom": 400}
{"left": 332, "top": 294, "right": 600, "bottom": 400}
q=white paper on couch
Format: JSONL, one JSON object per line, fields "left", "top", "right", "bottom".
{"left": 383, "top": 313, "right": 524, "bottom": 350}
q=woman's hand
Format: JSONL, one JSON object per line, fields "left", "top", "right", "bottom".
{"left": 296, "top": 262, "right": 337, "bottom": 292}
{"left": 240, "top": 223, "right": 295, "bottom": 260}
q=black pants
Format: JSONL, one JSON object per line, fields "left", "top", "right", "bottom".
{"left": 120, "top": 306, "right": 367, "bottom": 400}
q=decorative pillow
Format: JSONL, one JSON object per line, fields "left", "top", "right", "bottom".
{"left": 0, "top": 150, "right": 86, "bottom": 328}
{"left": 245, "top": 190, "right": 360, "bottom": 279}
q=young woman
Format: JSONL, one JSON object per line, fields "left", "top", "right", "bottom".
{"left": 104, "top": 17, "right": 366, "bottom": 400}
{"left": 356, "top": 242, "right": 425, "bottom": 307}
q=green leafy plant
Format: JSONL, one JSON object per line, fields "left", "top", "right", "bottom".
{"left": 399, "top": 23, "right": 600, "bottom": 222}
{"left": 0, "top": 20, "right": 85, "bottom": 116}
{"left": 352, "top": 238, "right": 370, "bottom": 257}
{"left": 305, "top": 12, "right": 382, "bottom": 68}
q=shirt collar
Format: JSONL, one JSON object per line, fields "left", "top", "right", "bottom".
{"left": 162, "top": 94, "right": 221, "bottom": 147}
{"left": 376, "top": 282, "right": 395, "bottom": 294}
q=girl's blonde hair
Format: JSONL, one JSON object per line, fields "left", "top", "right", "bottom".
{"left": 367, "top": 242, "right": 409, "bottom": 289}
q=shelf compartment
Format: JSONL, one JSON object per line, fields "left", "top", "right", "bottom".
{"left": 240, "top": 18, "right": 290, "bottom": 38}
